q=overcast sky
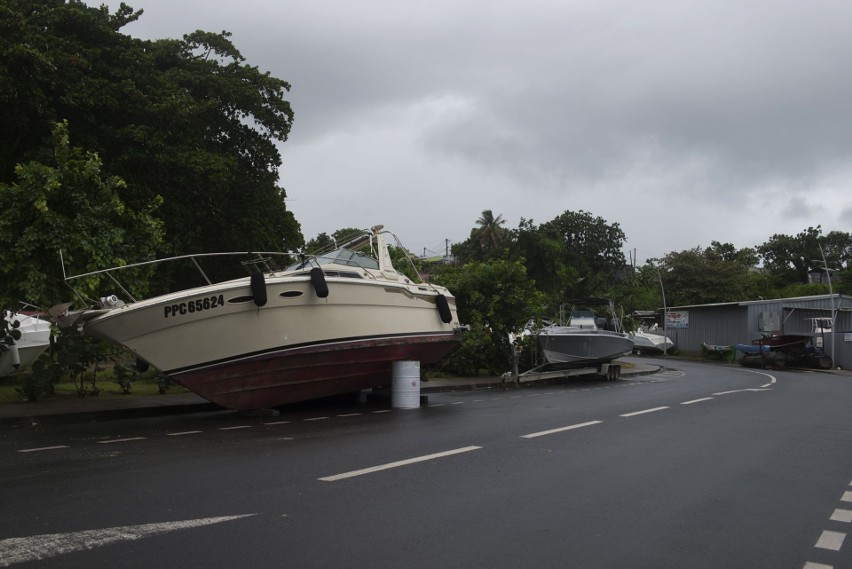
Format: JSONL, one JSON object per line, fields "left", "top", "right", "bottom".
{"left": 125, "top": 0, "right": 852, "bottom": 264}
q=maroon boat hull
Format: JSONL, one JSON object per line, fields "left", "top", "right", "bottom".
{"left": 169, "top": 332, "right": 462, "bottom": 410}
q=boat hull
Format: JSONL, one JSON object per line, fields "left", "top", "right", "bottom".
{"left": 1, "top": 314, "right": 51, "bottom": 376}
{"left": 629, "top": 331, "right": 674, "bottom": 354}
{"left": 173, "top": 332, "right": 461, "bottom": 409}
{"left": 83, "top": 275, "right": 462, "bottom": 409}
{"left": 538, "top": 329, "right": 634, "bottom": 366}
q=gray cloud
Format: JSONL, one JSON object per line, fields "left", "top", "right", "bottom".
{"left": 126, "top": 0, "right": 852, "bottom": 260}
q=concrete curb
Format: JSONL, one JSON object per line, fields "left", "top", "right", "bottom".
{"left": 1, "top": 362, "right": 662, "bottom": 429}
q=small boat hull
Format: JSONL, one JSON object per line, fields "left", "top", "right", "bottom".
{"left": 630, "top": 331, "right": 674, "bottom": 354}
{"left": 1, "top": 313, "right": 51, "bottom": 377}
{"left": 538, "top": 328, "right": 634, "bottom": 366}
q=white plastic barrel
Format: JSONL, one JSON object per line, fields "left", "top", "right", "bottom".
{"left": 391, "top": 361, "right": 421, "bottom": 409}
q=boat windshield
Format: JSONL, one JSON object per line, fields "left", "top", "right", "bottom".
{"left": 286, "top": 248, "right": 379, "bottom": 271}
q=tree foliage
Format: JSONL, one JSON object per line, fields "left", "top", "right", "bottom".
{"left": 758, "top": 226, "right": 852, "bottom": 292}
{"left": 651, "top": 243, "right": 764, "bottom": 307}
{"left": 0, "top": 0, "right": 301, "bottom": 275}
{"left": 0, "top": 121, "right": 163, "bottom": 307}
{"left": 538, "top": 210, "right": 628, "bottom": 300}
{"left": 431, "top": 259, "right": 545, "bottom": 375}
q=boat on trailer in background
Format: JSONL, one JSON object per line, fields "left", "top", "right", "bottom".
{"left": 1, "top": 308, "right": 52, "bottom": 377}
{"left": 537, "top": 298, "right": 634, "bottom": 366}
{"left": 63, "top": 225, "right": 465, "bottom": 410}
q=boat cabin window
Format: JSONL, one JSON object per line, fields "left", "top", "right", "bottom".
{"left": 286, "top": 248, "right": 379, "bottom": 271}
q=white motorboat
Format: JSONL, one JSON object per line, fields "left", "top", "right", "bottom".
{"left": 64, "top": 225, "right": 465, "bottom": 410}
{"left": 1, "top": 310, "right": 52, "bottom": 376}
{"left": 629, "top": 324, "right": 674, "bottom": 354}
{"left": 537, "top": 298, "right": 634, "bottom": 366}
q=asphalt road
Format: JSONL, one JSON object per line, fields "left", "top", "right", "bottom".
{"left": 1, "top": 359, "right": 851, "bottom": 568}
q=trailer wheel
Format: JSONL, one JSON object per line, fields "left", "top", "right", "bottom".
{"left": 606, "top": 365, "right": 620, "bottom": 381}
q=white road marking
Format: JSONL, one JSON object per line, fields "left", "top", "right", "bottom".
{"left": 815, "top": 530, "right": 846, "bottom": 551}
{"left": 830, "top": 509, "right": 852, "bottom": 523}
{"left": 803, "top": 562, "right": 833, "bottom": 569}
{"left": 681, "top": 397, "right": 714, "bottom": 405}
{"left": 521, "top": 421, "right": 603, "bottom": 439}
{"left": 0, "top": 514, "right": 256, "bottom": 567}
{"left": 96, "top": 437, "right": 146, "bottom": 444}
{"left": 17, "top": 445, "right": 69, "bottom": 453}
{"left": 841, "top": 491, "right": 852, "bottom": 503}
{"left": 620, "top": 407, "right": 669, "bottom": 417}
{"left": 337, "top": 413, "right": 362, "bottom": 417}
{"left": 371, "top": 410, "right": 391, "bottom": 414}
{"left": 737, "top": 368, "right": 777, "bottom": 387}
{"left": 304, "top": 417, "right": 329, "bottom": 422}
{"left": 165, "top": 431, "right": 202, "bottom": 436}
{"left": 263, "top": 420, "right": 291, "bottom": 425}
{"left": 712, "top": 390, "right": 744, "bottom": 396}
{"left": 430, "top": 404, "right": 446, "bottom": 407}
{"left": 319, "top": 446, "right": 482, "bottom": 482}
{"left": 451, "top": 401, "right": 464, "bottom": 405}
{"left": 218, "top": 425, "right": 252, "bottom": 431}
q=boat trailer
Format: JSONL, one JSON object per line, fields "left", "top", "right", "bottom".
{"left": 501, "top": 361, "right": 622, "bottom": 389}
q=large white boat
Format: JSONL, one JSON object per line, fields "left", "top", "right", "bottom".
{"left": 537, "top": 298, "right": 634, "bottom": 366}
{"left": 64, "top": 226, "right": 465, "bottom": 410}
{"left": 1, "top": 310, "right": 52, "bottom": 377}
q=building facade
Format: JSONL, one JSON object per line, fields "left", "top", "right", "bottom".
{"left": 659, "top": 294, "right": 852, "bottom": 369}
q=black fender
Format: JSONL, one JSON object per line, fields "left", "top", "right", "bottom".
{"left": 310, "top": 267, "right": 329, "bottom": 298}
{"left": 251, "top": 272, "right": 268, "bottom": 307}
{"left": 436, "top": 294, "right": 452, "bottom": 323}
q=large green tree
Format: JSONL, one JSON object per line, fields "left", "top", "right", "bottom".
{"left": 0, "top": 121, "right": 163, "bottom": 307}
{"left": 538, "top": 210, "right": 628, "bottom": 301}
{"left": 1, "top": 1, "right": 301, "bottom": 270}
{"left": 653, "top": 242, "right": 764, "bottom": 307}
{"left": 758, "top": 226, "right": 851, "bottom": 292}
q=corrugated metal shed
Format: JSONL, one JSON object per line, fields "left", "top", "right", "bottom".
{"left": 655, "top": 294, "right": 852, "bottom": 369}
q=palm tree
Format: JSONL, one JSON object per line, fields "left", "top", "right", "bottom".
{"left": 474, "top": 209, "right": 507, "bottom": 250}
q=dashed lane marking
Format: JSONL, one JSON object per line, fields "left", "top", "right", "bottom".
{"left": 842, "top": 491, "right": 852, "bottom": 503}
{"left": 96, "top": 437, "right": 146, "bottom": 444}
{"left": 218, "top": 425, "right": 252, "bottom": 431}
{"left": 318, "top": 446, "right": 482, "bottom": 482}
{"left": 803, "top": 563, "right": 833, "bottom": 569}
{"left": 681, "top": 397, "right": 714, "bottom": 405}
{"left": 814, "top": 530, "right": 846, "bottom": 551}
{"left": 165, "top": 431, "right": 202, "bottom": 436}
{"left": 263, "top": 420, "right": 291, "bottom": 425}
{"left": 620, "top": 406, "right": 669, "bottom": 417}
{"left": 830, "top": 509, "right": 852, "bottom": 523}
{"left": 17, "top": 445, "right": 70, "bottom": 453}
{"left": 521, "top": 421, "right": 603, "bottom": 439}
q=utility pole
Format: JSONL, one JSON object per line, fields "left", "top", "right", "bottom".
{"left": 657, "top": 269, "right": 668, "bottom": 356}
{"left": 814, "top": 243, "right": 838, "bottom": 368}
